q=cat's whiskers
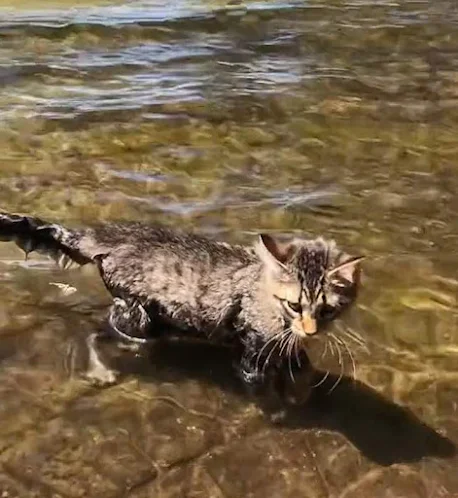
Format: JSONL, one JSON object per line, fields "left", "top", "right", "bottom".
{"left": 312, "top": 369, "right": 330, "bottom": 388}
{"left": 320, "top": 339, "right": 329, "bottom": 360}
{"left": 293, "top": 334, "right": 301, "bottom": 367}
{"left": 328, "top": 339, "right": 335, "bottom": 358}
{"left": 332, "top": 332, "right": 357, "bottom": 381}
{"left": 286, "top": 334, "right": 296, "bottom": 383}
{"left": 330, "top": 332, "right": 343, "bottom": 366}
{"left": 278, "top": 330, "right": 292, "bottom": 358}
{"left": 254, "top": 331, "right": 284, "bottom": 377}
{"left": 327, "top": 334, "right": 344, "bottom": 394}
{"left": 342, "top": 329, "right": 366, "bottom": 349}
{"left": 336, "top": 334, "right": 357, "bottom": 381}
{"left": 347, "top": 326, "right": 365, "bottom": 344}
{"left": 336, "top": 323, "right": 368, "bottom": 350}
{"left": 259, "top": 327, "right": 293, "bottom": 377}
{"left": 327, "top": 369, "right": 344, "bottom": 394}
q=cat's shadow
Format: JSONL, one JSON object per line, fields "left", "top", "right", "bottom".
{"left": 109, "top": 339, "right": 457, "bottom": 467}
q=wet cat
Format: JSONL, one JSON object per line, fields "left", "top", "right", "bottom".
{"left": 0, "top": 212, "right": 363, "bottom": 403}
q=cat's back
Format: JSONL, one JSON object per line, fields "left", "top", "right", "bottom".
{"left": 79, "top": 221, "right": 254, "bottom": 266}
{"left": 81, "top": 222, "right": 258, "bottom": 308}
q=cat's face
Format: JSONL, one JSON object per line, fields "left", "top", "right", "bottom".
{"left": 255, "top": 234, "right": 364, "bottom": 338}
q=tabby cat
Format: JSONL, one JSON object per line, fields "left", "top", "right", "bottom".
{"left": 0, "top": 212, "right": 363, "bottom": 403}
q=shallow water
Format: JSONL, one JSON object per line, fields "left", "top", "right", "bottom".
{"left": 0, "top": 1, "right": 457, "bottom": 497}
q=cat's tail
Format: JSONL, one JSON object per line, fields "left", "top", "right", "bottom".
{"left": 0, "top": 211, "right": 94, "bottom": 268}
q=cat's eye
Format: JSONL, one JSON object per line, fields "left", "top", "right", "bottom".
{"left": 286, "top": 301, "right": 302, "bottom": 313}
{"left": 319, "top": 305, "right": 337, "bottom": 320}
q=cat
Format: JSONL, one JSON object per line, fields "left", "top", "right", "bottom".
{"left": 0, "top": 212, "right": 363, "bottom": 404}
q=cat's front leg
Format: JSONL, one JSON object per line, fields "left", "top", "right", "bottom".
{"left": 276, "top": 356, "right": 314, "bottom": 406}
{"left": 236, "top": 332, "right": 270, "bottom": 388}
{"left": 238, "top": 333, "right": 313, "bottom": 406}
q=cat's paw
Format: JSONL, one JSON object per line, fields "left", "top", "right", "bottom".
{"left": 116, "top": 341, "right": 143, "bottom": 354}
{"left": 269, "top": 409, "right": 287, "bottom": 423}
{"left": 284, "top": 377, "right": 313, "bottom": 405}
{"left": 83, "top": 365, "right": 119, "bottom": 387}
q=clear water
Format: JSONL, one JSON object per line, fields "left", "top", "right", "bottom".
{"left": 0, "top": 1, "right": 457, "bottom": 496}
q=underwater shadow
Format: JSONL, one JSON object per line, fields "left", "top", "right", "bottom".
{"left": 111, "top": 339, "right": 457, "bottom": 467}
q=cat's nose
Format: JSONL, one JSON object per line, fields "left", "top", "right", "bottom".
{"left": 302, "top": 314, "right": 317, "bottom": 335}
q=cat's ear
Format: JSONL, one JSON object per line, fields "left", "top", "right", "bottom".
{"left": 255, "top": 234, "right": 295, "bottom": 271}
{"left": 327, "top": 255, "right": 365, "bottom": 281}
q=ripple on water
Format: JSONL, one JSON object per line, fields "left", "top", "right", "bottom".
{"left": 0, "top": 1, "right": 457, "bottom": 496}
{"left": 3, "top": 0, "right": 449, "bottom": 122}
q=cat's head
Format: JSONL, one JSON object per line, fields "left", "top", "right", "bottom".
{"left": 255, "top": 233, "right": 364, "bottom": 338}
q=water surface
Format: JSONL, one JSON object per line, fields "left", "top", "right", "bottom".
{"left": 0, "top": 1, "right": 457, "bottom": 497}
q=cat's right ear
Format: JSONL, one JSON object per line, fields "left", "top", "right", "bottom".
{"left": 255, "top": 234, "right": 293, "bottom": 272}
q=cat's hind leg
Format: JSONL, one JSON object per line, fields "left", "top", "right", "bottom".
{"left": 84, "top": 297, "right": 154, "bottom": 385}
{"left": 108, "top": 297, "right": 154, "bottom": 346}
{"left": 84, "top": 331, "right": 119, "bottom": 386}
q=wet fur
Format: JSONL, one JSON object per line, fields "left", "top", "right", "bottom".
{"left": 0, "top": 212, "right": 363, "bottom": 402}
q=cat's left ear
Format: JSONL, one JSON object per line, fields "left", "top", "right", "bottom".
{"left": 255, "top": 234, "right": 295, "bottom": 271}
{"left": 327, "top": 255, "right": 365, "bottom": 281}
